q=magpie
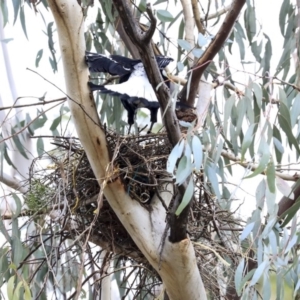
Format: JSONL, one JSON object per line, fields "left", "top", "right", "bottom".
{"left": 86, "top": 52, "right": 173, "bottom": 133}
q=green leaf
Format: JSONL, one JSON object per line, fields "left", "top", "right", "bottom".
{"left": 279, "top": 0, "right": 290, "bottom": 35}
{"left": 177, "top": 61, "right": 184, "bottom": 72}
{"left": 279, "top": 102, "right": 291, "bottom": 128}
{"left": 276, "top": 176, "right": 293, "bottom": 199}
{"left": 11, "top": 128, "right": 29, "bottom": 159}
{"left": 7, "top": 276, "right": 15, "bottom": 300}
{"left": 157, "top": 10, "right": 174, "bottom": 22}
{"left": 167, "top": 139, "right": 184, "bottom": 173}
{"left": 177, "top": 39, "right": 192, "bottom": 51}
{"left": 236, "top": 97, "right": 247, "bottom": 137}
{"left": 279, "top": 195, "right": 300, "bottom": 227}
{"left": 0, "top": 248, "right": 10, "bottom": 285}
{"left": 175, "top": 177, "right": 194, "bottom": 216}
{"left": 13, "top": 281, "right": 22, "bottom": 300}
{"left": 278, "top": 115, "right": 300, "bottom": 154}
{"left": 0, "top": 0, "right": 9, "bottom": 27}
{"left": 20, "top": 5, "right": 28, "bottom": 40}
{"left": 234, "top": 23, "right": 245, "bottom": 60}
{"left": 244, "top": 139, "right": 270, "bottom": 179}
{"left": 37, "top": 137, "right": 44, "bottom": 157}
{"left": 249, "top": 261, "right": 269, "bottom": 286}
{"left": 30, "top": 113, "right": 47, "bottom": 131}
{"left": 235, "top": 258, "right": 245, "bottom": 296}
{"left": 262, "top": 34, "right": 272, "bottom": 83}
{"left": 240, "top": 222, "right": 254, "bottom": 241}
{"left": 191, "top": 135, "right": 202, "bottom": 170}
{"left": 266, "top": 159, "right": 276, "bottom": 193}
{"left": 35, "top": 49, "right": 43, "bottom": 68}
{"left": 23, "top": 281, "right": 31, "bottom": 300}
{"left": 12, "top": 0, "right": 20, "bottom": 25}
{"left": 273, "top": 125, "right": 283, "bottom": 163}
{"left": 3, "top": 143, "right": 17, "bottom": 169}
{"left": 11, "top": 194, "right": 22, "bottom": 217}
{"left": 176, "top": 145, "right": 192, "bottom": 185}
{"left": 206, "top": 164, "right": 221, "bottom": 200}
{"left": 252, "top": 83, "right": 262, "bottom": 109}
{"left": 241, "top": 123, "right": 256, "bottom": 161}
{"left": 192, "top": 48, "right": 204, "bottom": 58}
{"left": 50, "top": 115, "right": 62, "bottom": 131}
{"left": 291, "top": 93, "right": 300, "bottom": 127}
{"left": 197, "top": 33, "right": 208, "bottom": 47}
{"left": 0, "top": 216, "right": 12, "bottom": 244}
{"left": 224, "top": 94, "right": 236, "bottom": 136}
{"left": 244, "top": 4, "right": 256, "bottom": 44}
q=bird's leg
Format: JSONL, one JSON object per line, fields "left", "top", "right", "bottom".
{"left": 147, "top": 122, "right": 154, "bottom": 134}
{"left": 127, "top": 124, "right": 132, "bottom": 135}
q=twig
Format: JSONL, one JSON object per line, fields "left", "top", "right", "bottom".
{"left": 0, "top": 97, "right": 67, "bottom": 111}
{"left": 203, "top": 4, "right": 232, "bottom": 21}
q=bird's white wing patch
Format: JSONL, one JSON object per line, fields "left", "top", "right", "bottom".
{"left": 104, "top": 68, "right": 158, "bottom": 102}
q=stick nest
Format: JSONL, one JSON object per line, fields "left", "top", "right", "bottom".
{"left": 26, "top": 130, "right": 242, "bottom": 299}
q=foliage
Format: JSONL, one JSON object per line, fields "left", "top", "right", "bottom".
{"left": 1, "top": 0, "right": 300, "bottom": 299}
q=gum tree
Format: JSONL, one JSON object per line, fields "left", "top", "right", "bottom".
{"left": 0, "top": 0, "right": 300, "bottom": 299}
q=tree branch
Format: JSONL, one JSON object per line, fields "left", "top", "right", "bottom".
{"left": 191, "top": 0, "right": 205, "bottom": 34}
{"left": 0, "top": 172, "right": 27, "bottom": 193}
{"left": 178, "top": 0, "right": 246, "bottom": 107}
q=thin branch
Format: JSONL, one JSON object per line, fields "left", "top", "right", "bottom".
{"left": 203, "top": 4, "right": 232, "bottom": 21}
{"left": 191, "top": 0, "right": 205, "bottom": 34}
{"left": 221, "top": 149, "right": 300, "bottom": 182}
{"left": 0, "top": 97, "right": 67, "bottom": 111}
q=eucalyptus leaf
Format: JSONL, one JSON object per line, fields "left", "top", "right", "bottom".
{"left": 175, "top": 177, "right": 194, "bottom": 216}
{"left": 206, "top": 165, "right": 221, "bottom": 200}
{"left": 235, "top": 258, "right": 245, "bottom": 295}
{"left": 191, "top": 135, "right": 202, "bottom": 171}
{"left": 167, "top": 139, "right": 184, "bottom": 174}
{"left": 157, "top": 10, "right": 174, "bottom": 22}
{"left": 249, "top": 261, "right": 269, "bottom": 287}
{"left": 177, "top": 39, "right": 192, "bottom": 51}
{"left": 240, "top": 222, "right": 254, "bottom": 241}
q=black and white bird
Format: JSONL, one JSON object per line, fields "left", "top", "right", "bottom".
{"left": 86, "top": 52, "right": 173, "bottom": 133}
